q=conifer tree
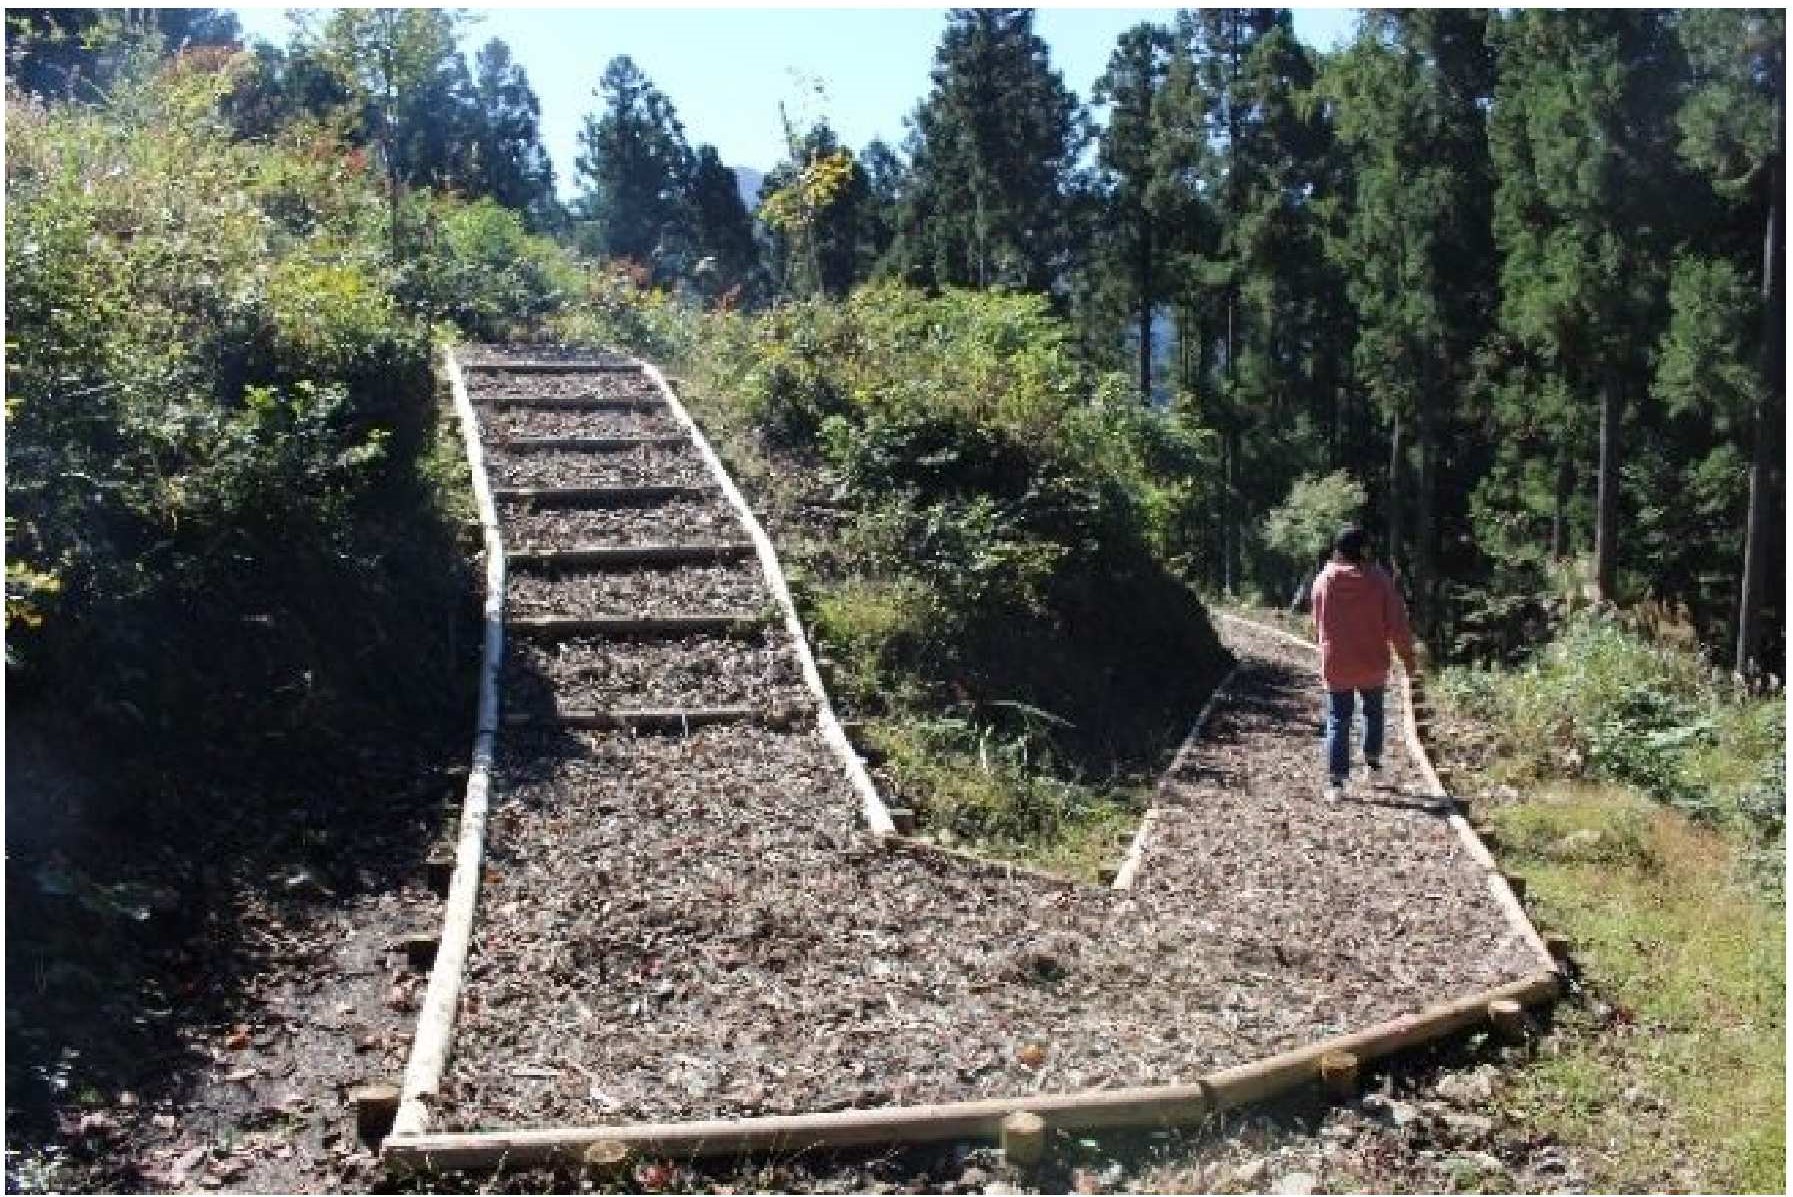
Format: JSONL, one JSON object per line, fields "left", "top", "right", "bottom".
{"left": 574, "top": 55, "right": 694, "bottom": 276}
{"left": 467, "top": 39, "right": 556, "bottom": 229}
{"left": 1670, "top": 8, "right": 1784, "bottom": 676}
{"left": 1488, "top": 9, "right": 1686, "bottom": 604}
{"left": 1322, "top": 9, "right": 1496, "bottom": 625}
{"left": 687, "top": 144, "right": 763, "bottom": 303}
{"left": 1093, "top": 22, "right": 1174, "bottom": 402}
{"left": 893, "top": 8, "right": 1085, "bottom": 293}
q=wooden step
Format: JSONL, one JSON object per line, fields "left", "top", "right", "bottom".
{"left": 490, "top": 435, "right": 689, "bottom": 453}
{"left": 493, "top": 484, "right": 713, "bottom": 508}
{"left": 479, "top": 395, "right": 664, "bottom": 411}
{"left": 506, "top": 614, "right": 768, "bottom": 639}
{"left": 506, "top": 543, "right": 757, "bottom": 568}
{"left": 462, "top": 359, "right": 641, "bottom": 374}
{"left": 503, "top": 705, "right": 804, "bottom": 732}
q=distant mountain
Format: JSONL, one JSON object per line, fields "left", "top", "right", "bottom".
{"left": 731, "top": 166, "right": 764, "bottom": 211}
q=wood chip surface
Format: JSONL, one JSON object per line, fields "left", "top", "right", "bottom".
{"left": 429, "top": 348, "right": 1541, "bottom": 1136}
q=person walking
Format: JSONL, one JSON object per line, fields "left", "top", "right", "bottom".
{"left": 1309, "top": 526, "right": 1419, "bottom": 799}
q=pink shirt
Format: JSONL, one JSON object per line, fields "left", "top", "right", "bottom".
{"left": 1310, "top": 561, "right": 1416, "bottom": 691}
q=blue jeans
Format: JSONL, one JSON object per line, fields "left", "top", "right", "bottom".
{"left": 1325, "top": 687, "right": 1385, "bottom": 782}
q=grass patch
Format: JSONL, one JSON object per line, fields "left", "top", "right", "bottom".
{"left": 1486, "top": 782, "right": 1784, "bottom": 1192}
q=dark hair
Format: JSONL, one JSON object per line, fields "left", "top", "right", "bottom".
{"left": 1334, "top": 525, "right": 1368, "bottom": 563}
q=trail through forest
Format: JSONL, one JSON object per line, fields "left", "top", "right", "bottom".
{"left": 401, "top": 350, "right": 1548, "bottom": 1166}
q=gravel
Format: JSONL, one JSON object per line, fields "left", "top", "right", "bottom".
{"left": 506, "top": 562, "right": 772, "bottom": 619}
{"left": 480, "top": 404, "right": 681, "bottom": 442}
{"left": 504, "top": 635, "right": 810, "bottom": 713}
{"left": 470, "top": 373, "right": 665, "bottom": 407}
{"left": 486, "top": 446, "right": 712, "bottom": 490}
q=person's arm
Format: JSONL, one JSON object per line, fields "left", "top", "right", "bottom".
{"left": 1383, "top": 571, "right": 1419, "bottom": 676}
{"left": 1310, "top": 571, "right": 1325, "bottom": 641}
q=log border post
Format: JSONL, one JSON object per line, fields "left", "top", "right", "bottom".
{"left": 633, "top": 358, "right": 895, "bottom": 836}
{"left": 391, "top": 346, "right": 507, "bottom": 1139}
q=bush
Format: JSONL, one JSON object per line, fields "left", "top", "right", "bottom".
{"left": 692, "top": 283, "right": 1230, "bottom": 775}
{"left": 1263, "top": 469, "right": 1368, "bottom": 593}
{"left": 5, "top": 50, "right": 475, "bottom": 805}
{"left": 403, "top": 196, "right": 578, "bottom": 341}
{"left": 1437, "top": 608, "right": 1781, "bottom": 831}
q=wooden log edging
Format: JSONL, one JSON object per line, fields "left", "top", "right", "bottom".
{"left": 1112, "top": 662, "right": 1242, "bottom": 890}
{"left": 506, "top": 613, "right": 769, "bottom": 639}
{"left": 391, "top": 346, "right": 507, "bottom": 1139}
{"left": 1215, "top": 610, "right": 1559, "bottom": 975}
{"left": 880, "top": 834, "right": 1081, "bottom": 889}
{"left": 493, "top": 484, "right": 713, "bottom": 507}
{"left": 381, "top": 969, "right": 1560, "bottom": 1173}
{"left": 502, "top": 705, "right": 805, "bottom": 732}
{"left": 505, "top": 542, "right": 756, "bottom": 568}
{"left": 633, "top": 358, "right": 896, "bottom": 836}
{"left": 462, "top": 359, "right": 642, "bottom": 374}
{"left": 494, "top": 435, "right": 689, "bottom": 452}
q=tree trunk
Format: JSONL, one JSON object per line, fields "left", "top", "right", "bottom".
{"left": 1737, "top": 92, "right": 1784, "bottom": 679}
{"left": 1387, "top": 412, "right": 1404, "bottom": 582}
{"left": 1137, "top": 213, "right": 1153, "bottom": 403}
{"left": 1415, "top": 368, "right": 1439, "bottom": 635}
{"left": 1551, "top": 450, "right": 1574, "bottom": 559}
{"left": 1593, "top": 376, "right": 1622, "bottom": 603}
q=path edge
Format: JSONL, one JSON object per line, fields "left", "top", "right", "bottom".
{"left": 1215, "top": 611, "right": 1559, "bottom": 973}
{"left": 384, "top": 969, "right": 1560, "bottom": 1172}
{"left": 391, "top": 346, "right": 505, "bottom": 1138}
{"left": 635, "top": 362, "right": 896, "bottom": 836}
{"left": 1112, "top": 661, "right": 1241, "bottom": 890}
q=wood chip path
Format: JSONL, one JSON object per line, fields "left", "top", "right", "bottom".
{"left": 414, "top": 346, "right": 1544, "bottom": 1141}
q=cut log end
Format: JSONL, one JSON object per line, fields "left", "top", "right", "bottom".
{"left": 398, "top": 933, "right": 440, "bottom": 971}
{"left": 352, "top": 1083, "right": 400, "bottom": 1142}
{"left": 425, "top": 848, "right": 455, "bottom": 897}
{"left": 1487, "top": 997, "right": 1529, "bottom": 1042}
{"left": 1318, "top": 1050, "right": 1359, "bottom": 1097}
{"left": 582, "top": 1139, "right": 631, "bottom": 1175}
{"left": 1000, "top": 1110, "right": 1047, "bottom": 1168}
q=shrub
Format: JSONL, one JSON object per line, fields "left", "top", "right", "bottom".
{"left": 5, "top": 50, "right": 475, "bottom": 805}
{"left": 1264, "top": 470, "right": 1368, "bottom": 589}
{"left": 1437, "top": 608, "right": 1781, "bottom": 832}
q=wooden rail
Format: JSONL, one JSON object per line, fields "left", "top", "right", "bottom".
{"left": 634, "top": 359, "right": 897, "bottom": 837}
{"left": 391, "top": 347, "right": 506, "bottom": 1139}
{"left": 384, "top": 969, "right": 1560, "bottom": 1172}
{"left": 493, "top": 484, "right": 713, "bottom": 507}
{"left": 505, "top": 543, "right": 756, "bottom": 568}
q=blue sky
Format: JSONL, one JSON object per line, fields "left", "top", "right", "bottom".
{"left": 232, "top": 6, "right": 1361, "bottom": 195}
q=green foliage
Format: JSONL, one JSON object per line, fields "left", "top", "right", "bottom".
{"left": 695, "top": 281, "right": 1228, "bottom": 780}
{"left": 1263, "top": 470, "right": 1367, "bottom": 577}
{"left": 890, "top": 8, "right": 1087, "bottom": 292}
{"left": 403, "top": 195, "right": 578, "bottom": 341}
{"left": 572, "top": 55, "right": 694, "bottom": 276}
{"left": 1438, "top": 609, "right": 1782, "bottom": 832}
{"left": 5, "top": 50, "right": 473, "bottom": 800}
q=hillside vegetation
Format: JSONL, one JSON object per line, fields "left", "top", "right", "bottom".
{"left": 4, "top": 8, "right": 1783, "bottom": 1195}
